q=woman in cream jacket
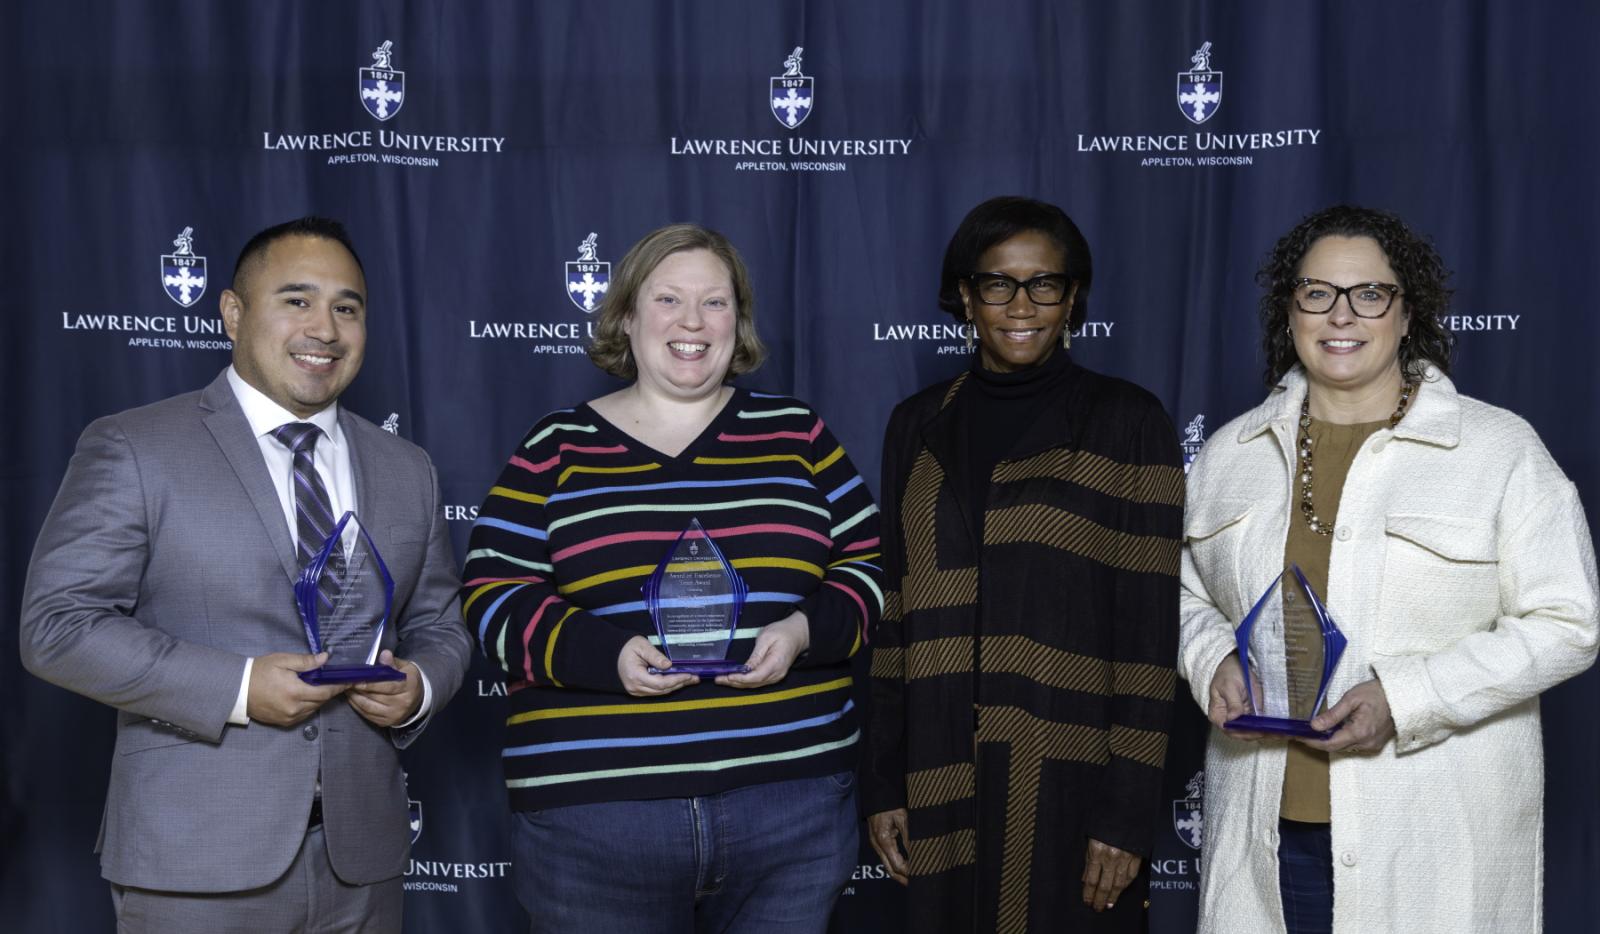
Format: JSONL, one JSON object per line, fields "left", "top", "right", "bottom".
{"left": 1178, "top": 205, "right": 1598, "bottom": 934}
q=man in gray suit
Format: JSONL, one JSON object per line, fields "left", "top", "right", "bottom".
{"left": 20, "top": 216, "right": 473, "bottom": 932}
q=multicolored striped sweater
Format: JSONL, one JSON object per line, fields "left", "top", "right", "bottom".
{"left": 461, "top": 389, "right": 884, "bottom": 811}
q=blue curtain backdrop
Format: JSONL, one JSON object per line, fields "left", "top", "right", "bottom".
{"left": 4, "top": 2, "right": 1597, "bottom": 931}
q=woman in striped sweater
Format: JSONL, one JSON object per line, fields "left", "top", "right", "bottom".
{"left": 461, "top": 224, "right": 883, "bottom": 934}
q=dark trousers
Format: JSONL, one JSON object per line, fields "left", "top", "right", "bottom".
{"left": 110, "top": 824, "right": 402, "bottom": 934}
{"left": 1278, "top": 819, "right": 1333, "bottom": 934}
{"left": 511, "top": 771, "right": 858, "bottom": 934}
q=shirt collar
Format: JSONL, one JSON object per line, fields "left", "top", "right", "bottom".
{"left": 226, "top": 365, "right": 343, "bottom": 448}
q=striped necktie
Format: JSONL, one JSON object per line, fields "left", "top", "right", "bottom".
{"left": 270, "top": 422, "right": 345, "bottom": 608}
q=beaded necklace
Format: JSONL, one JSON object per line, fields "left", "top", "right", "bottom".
{"left": 1296, "top": 380, "right": 1418, "bottom": 535}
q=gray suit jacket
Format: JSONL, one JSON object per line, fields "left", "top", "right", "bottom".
{"left": 20, "top": 370, "right": 473, "bottom": 892}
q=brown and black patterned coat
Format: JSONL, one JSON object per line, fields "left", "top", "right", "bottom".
{"left": 863, "top": 361, "right": 1183, "bottom": 932}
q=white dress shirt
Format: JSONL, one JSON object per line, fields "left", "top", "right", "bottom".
{"left": 225, "top": 366, "right": 431, "bottom": 727}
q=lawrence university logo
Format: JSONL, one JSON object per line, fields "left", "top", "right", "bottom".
{"left": 1076, "top": 41, "right": 1321, "bottom": 168}
{"left": 408, "top": 797, "right": 423, "bottom": 845}
{"left": 359, "top": 41, "right": 405, "bottom": 121}
{"left": 1174, "top": 771, "right": 1204, "bottom": 850}
{"left": 466, "top": 234, "right": 604, "bottom": 353}
{"left": 872, "top": 318, "right": 1114, "bottom": 353}
{"left": 401, "top": 796, "right": 511, "bottom": 894}
{"left": 59, "top": 227, "right": 230, "bottom": 350}
{"left": 669, "top": 45, "right": 912, "bottom": 173}
{"left": 566, "top": 233, "right": 610, "bottom": 313}
{"left": 262, "top": 39, "right": 505, "bottom": 168}
{"left": 1148, "top": 769, "right": 1204, "bottom": 893}
{"left": 160, "top": 227, "right": 207, "bottom": 308}
{"left": 1177, "top": 42, "right": 1222, "bottom": 125}
{"left": 771, "top": 47, "right": 814, "bottom": 128}
{"left": 1180, "top": 414, "right": 1206, "bottom": 473}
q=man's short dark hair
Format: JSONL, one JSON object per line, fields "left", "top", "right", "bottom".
{"left": 231, "top": 216, "right": 365, "bottom": 294}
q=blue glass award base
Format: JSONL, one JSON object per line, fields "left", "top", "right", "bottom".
{"left": 1222, "top": 564, "right": 1346, "bottom": 741}
{"left": 300, "top": 664, "right": 406, "bottom": 685}
{"left": 1222, "top": 714, "right": 1332, "bottom": 740}
{"left": 648, "top": 660, "right": 751, "bottom": 677}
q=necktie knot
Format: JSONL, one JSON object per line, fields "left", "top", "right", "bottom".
{"left": 271, "top": 422, "right": 322, "bottom": 454}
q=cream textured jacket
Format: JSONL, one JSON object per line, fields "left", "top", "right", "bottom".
{"left": 1178, "top": 366, "right": 1598, "bottom": 934}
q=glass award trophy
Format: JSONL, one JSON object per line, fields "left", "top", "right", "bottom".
{"left": 642, "top": 519, "right": 750, "bottom": 676}
{"left": 1223, "top": 564, "right": 1346, "bottom": 739}
{"left": 295, "top": 511, "right": 406, "bottom": 685}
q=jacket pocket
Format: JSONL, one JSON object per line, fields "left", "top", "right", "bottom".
{"left": 1184, "top": 497, "right": 1254, "bottom": 620}
{"left": 1373, "top": 513, "right": 1499, "bottom": 656}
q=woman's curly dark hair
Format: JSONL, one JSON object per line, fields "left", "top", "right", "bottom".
{"left": 1257, "top": 204, "right": 1455, "bottom": 387}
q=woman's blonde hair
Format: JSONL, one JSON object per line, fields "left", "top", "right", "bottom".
{"left": 587, "top": 223, "right": 767, "bottom": 381}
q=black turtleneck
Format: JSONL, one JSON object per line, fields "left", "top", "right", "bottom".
{"left": 959, "top": 346, "right": 1074, "bottom": 545}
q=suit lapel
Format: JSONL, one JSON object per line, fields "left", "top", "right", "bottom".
{"left": 198, "top": 372, "right": 301, "bottom": 587}
{"left": 341, "top": 408, "right": 380, "bottom": 534}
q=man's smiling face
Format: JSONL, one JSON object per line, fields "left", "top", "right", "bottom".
{"left": 221, "top": 235, "right": 368, "bottom": 418}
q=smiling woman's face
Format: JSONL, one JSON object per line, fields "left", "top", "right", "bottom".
{"left": 959, "top": 230, "right": 1076, "bottom": 373}
{"left": 625, "top": 248, "right": 738, "bottom": 401}
{"left": 1290, "top": 235, "right": 1409, "bottom": 400}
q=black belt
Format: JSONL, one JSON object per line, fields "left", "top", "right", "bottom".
{"left": 307, "top": 798, "right": 323, "bottom": 829}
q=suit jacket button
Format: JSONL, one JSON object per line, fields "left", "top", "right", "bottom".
{"left": 302, "top": 724, "right": 319, "bottom": 741}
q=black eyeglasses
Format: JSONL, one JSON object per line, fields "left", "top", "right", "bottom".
{"left": 966, "top": 273, "right": 1071, "bottom": 306}
{"left": 1292, "top": 278, "right": 1402, "bottom": 318}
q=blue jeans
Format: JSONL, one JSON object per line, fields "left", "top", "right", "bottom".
{"left": 511, "top": 771, "right": 858, "bottom": 934}
{"left": 1278, "top": 819, "right": 1333, "bottom": 934}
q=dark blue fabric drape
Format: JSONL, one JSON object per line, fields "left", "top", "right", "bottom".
{"left": 5, "top": 2, "right": 1596, "bottom": 931}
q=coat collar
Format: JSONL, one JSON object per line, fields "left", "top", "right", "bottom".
{"left": 1236, "top": 364, "right": 1461, "bottom": 449}
{"left": 920, "top": 355, "right": 1084, "bottom": 467}
{"left": 199, "top": 369, "right": 303, "bottom": 586}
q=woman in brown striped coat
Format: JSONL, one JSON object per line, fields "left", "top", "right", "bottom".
{"left": 862, "top": 196, "right": 1184, "bottom": 933}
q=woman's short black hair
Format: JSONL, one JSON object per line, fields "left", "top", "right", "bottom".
{"left": 1258, "top": 204, "right": 1455, "bottom": 387}
{"left": 938, "top": 196, "right": 1093, "bottom": 331}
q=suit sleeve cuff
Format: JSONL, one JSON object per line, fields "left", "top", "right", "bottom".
{"left": 227, "top": 658, "right": 252, "bottom": 726}
{"left": 396, "top": 663, "right": 434, "bottom": 730}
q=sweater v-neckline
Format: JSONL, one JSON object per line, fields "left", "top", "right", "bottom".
{"left": 580, "top": 386, "right": 743, "bottom": 466}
